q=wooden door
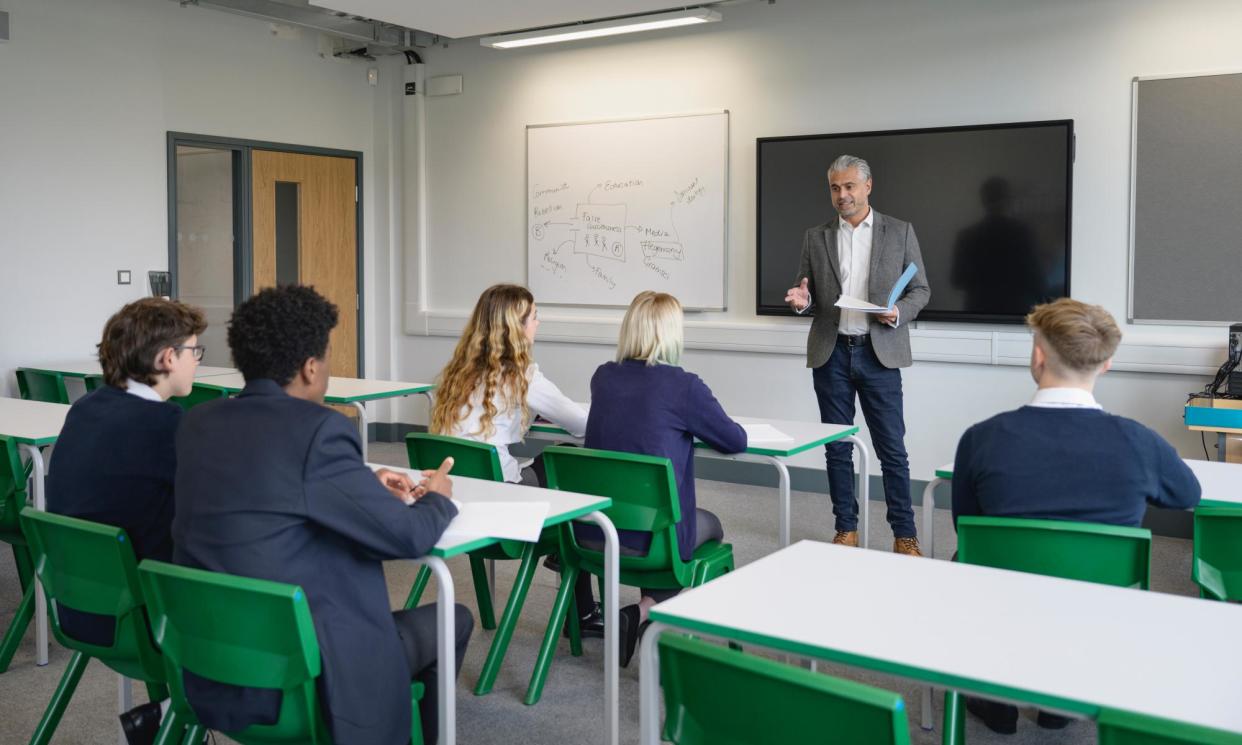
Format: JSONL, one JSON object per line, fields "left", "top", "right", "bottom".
{"left": 251, "top": 150, "right": 358, "bottom": 380}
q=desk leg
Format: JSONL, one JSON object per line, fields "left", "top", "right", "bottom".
{"left": 1218, "top": 432, "right": 1227, "bottom": 463}
{"left": 918, "top": 476, "right": 944, "bottom": 731}
{"left": 352, "top": 402, "right": 369, "bottom": 461}
{"left": 581, "top": 512, "right": 619, "bottom": 745}
{"left": 118, "top": 676, "right": 133, "bottom": 745}
{"left": 714, "top": 453, "right": 791, "bottom": 548}
{"left": 639, "top": 621, "right": 667, "bottom": 745}
{"left": 21, "top": 443, "right": 49, "bottom": 666}
{"left": 844, "top": 436, "right": 872, "bottom": 549}
{"left": 921, "top": 478, "right": 943, "bottom": 562}
{"left": 414, "top": 556, "right": 455, "bottom": 745}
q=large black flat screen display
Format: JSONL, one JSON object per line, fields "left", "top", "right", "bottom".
{"left": 756, "top": 120, "right": 1073, "bottom": 323}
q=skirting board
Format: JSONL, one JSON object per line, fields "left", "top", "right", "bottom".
{"left": 371, "top": 422, "right": 1192, "bottom": 540}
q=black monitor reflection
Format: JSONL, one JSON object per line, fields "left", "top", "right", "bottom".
{"left": 950, "top": 177, "right": 1050, "bottom": 317}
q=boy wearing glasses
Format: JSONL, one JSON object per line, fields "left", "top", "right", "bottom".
{"left": 46, "top": 298, "right": 206, "bottom": 637}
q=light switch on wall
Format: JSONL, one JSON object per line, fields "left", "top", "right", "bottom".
{"left": 117, "top": 270, "right": 131, "bottom": 285}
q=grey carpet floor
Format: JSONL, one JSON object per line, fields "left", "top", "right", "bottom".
{"left": 0, "top": 441, "right": 1200, "bottom": 744}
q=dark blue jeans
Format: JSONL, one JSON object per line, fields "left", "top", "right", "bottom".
{"left": 812, "top": 337, "right": 916, "bottom": 537}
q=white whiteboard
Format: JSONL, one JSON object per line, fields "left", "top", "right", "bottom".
{"left": 526, "top": 112, "right": 728, "bottom": 309}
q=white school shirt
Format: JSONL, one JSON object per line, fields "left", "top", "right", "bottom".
{"left": 1028, "top": 387, "right": 1103, "bottom": 410}
{"left": 447, "top": 364, "right": 588, "bottom": 483}
{"left": 124, "top": 379, "right": 163, "bottom": 402}
{"left": 837, "top": 207, "right": 875, "bottom": 335}
{"left": 795, "top": 208, "right": 900, "bottom": 329}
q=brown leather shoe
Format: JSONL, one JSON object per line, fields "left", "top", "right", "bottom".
{"left": 831, "top": 530, "right": 859, "bottom": 547}
{"left": 893, "top": 536, "right": 923, "bottom": 556}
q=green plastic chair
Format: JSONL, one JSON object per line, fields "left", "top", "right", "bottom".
{"left": 1192, "top": 504, "right": 1242, "bottom": 601}
{"left": 0, "top": 436, "right": 35, "bottom": 673}
{"left": 83, "top": 375, "right": 105, "bottom": 393}
{"left": 170, "top": 383, "right": 229, "bottom": 411}
{"left": 18, "top": 508, "right": 186, "bottom": 745}
{"left": 526, "top": 445, "right": 736, "bottom": 705}
{"left": 404, "top": 432, "right": 564, "bottom": 696}
{"left": 943, "top": 516, "right": 1153, "bottom": 745}
{"left": 1098, "top": 708, "right": 1242, "bottom": 744}
{"left": 658, "top": 633, "right": 911, "bottom": 744}
{"left": 16, "top": 368, "right": 70, "bottom": 404}
{"left": 138, "top": 559, "right": 424, "bottom": 745}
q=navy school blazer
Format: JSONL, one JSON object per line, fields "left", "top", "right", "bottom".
{"left": 172, "top": 379, "right": 457, "bottom": 745}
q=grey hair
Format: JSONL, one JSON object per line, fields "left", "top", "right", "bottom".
{"left": 827, "top": 154, "right": 872, "bottom": 182}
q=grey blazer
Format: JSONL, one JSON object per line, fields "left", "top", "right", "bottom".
{"left": 795, "top": 210, "right": 931, "bottom": 369}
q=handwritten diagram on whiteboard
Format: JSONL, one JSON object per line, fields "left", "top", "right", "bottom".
{"left": 526, "top": 112, "right": 728, "bottom": 309}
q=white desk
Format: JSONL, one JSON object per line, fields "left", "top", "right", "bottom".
{"left": 0, "top": 398, "right": 69, "bottom": 667}
{"left": 1184, "top": 459, "right": 1242, "bottom": 507}
{"left": 199, "top": 374, "right": 435, "bottom": 460}
{"left": 529, "top": 409, "right": 866, "bottom": 549}
{"left": 639, "top": 540, "right": 1242, "bottom": 743}
{"left": 917, "top": 457, "right": 1229, "bottom": 731}
{"left": 373, "top": 465, "right": 621, "bottom": 745}
{"left": 24, "top": 360, "right": 237, "bottom": 380}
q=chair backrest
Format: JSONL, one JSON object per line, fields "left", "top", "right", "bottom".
{"left": 84, "top": 375, "right": 105, "bottom": 392}
{"left": 18, "top": 508, "right": 166, "bottom": 682}
{"left": 544, "top": 445, "right": 686, "bottom": 574}
{"left": 406, "top": 432, "right": 505, "bottom": 482}
{"left": 1192, "top": 504, "right": 1242, "bottom": 601}
{"left": 956, "top": 516, "right": 1151, "bottom": 589}
{"left": 1097, "top": 708, "right": 1242, "bottom": 745}
{"left": 16, "top": 368, "right": 69, "bottom": 404}
{"left": 138, "top": 559, "right": 328, "bottom": 744}
{"left": 0, "top": 437, "right": 26, "bottom": 535}
{"left": 170, "top": 383, "right": 228, "bottom": 412}
{"left": 659, "top": 633, "right": 911, "bottom": 745}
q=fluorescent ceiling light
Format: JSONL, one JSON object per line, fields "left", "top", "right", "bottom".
{"left": 480, "top": 8, "right": 721, "bottom": 49}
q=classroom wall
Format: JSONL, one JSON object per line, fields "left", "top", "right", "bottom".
{"left": 395, "top": 0, "right": 1242, "bottom": 474}
{"left": 0, "top": 0, "right": 403, "bottom": 397}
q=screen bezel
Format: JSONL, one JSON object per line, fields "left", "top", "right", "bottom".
{"left": 755, "top": 119, "right": 1074, "bottom": 323}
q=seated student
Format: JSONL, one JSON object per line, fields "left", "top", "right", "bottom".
{"left": 580, "top": 291, "right": 747, "bottom": 665}
{"left": 951, "top": 297, "right": 1200, "bottom": 735}
{"left": 47, "top": 298, "right": 205, "bottom": 637}
{"left": 430, "top": 283, "right": 587, "bottom": 485}
{"left": 173, "top": 285, "right": 470, "bottom": 745}
{"left": 429, "top": 283, "right": 600, "bottom": 632}
{"left": 46, "top": 297, "right": 206, "bottom": 744}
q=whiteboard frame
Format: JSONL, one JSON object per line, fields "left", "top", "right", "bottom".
{"left": 525, "top": 110, "right": 730, "bottom": 312}
{"left": 1128, "top": 69, "right": 1242, "bottom": 326}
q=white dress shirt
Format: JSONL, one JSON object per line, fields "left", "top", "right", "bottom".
{"left": 124, "top": 379, "right": 163, "bottom": 402}
{"left": 837, "top": 207, "right": 875, "bottom": 335}
{"left": 1028, "top": 387, "right": 1103, "bottom": 409}
{"left": 447, "top": 363, "right": 588, "bottom": 483}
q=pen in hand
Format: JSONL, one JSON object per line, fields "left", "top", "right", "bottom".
{"left": 408, "top": 456, "right": 454, "bottom": 504}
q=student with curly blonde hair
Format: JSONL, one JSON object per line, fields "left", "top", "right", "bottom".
{"left": 431, "top": 283, "right": 586, "bottom": 484}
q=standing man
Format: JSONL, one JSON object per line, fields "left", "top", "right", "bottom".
{"left": 785, "top": 155, "right": 931, "bottom": 555}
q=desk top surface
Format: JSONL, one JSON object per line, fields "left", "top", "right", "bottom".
{"left": 529, "top": 403, "right": 858, "bottom": 457}
{"left": 201, "top": 373, "right": 433, "bottom": 402}
{"left": 0, "top": 398, "right": 69, "bottom": 444}
{"left": 25, "top": 360, "right": 237, "bottom": 379}
{"left": 651, "top": 540, "right": 1242, "bottom": 733}
{"left": 370, "top": 463, "right": 610, "bottom": 558}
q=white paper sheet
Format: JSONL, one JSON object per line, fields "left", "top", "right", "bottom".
{"left": 833, "top": 295, "right": 891, "bottom": 313}
{"left": 741, "top": 423, "right": 795, "bottom": 443}
{"left": 439, "top": 501, "right": 550, "bottom": 544}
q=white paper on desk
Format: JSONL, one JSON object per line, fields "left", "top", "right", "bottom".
{"left": 440, "top": 501, "right": 549, "bottom": 543}
{"left": 741, "top": 423, "right": 795, "bottom": 443}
